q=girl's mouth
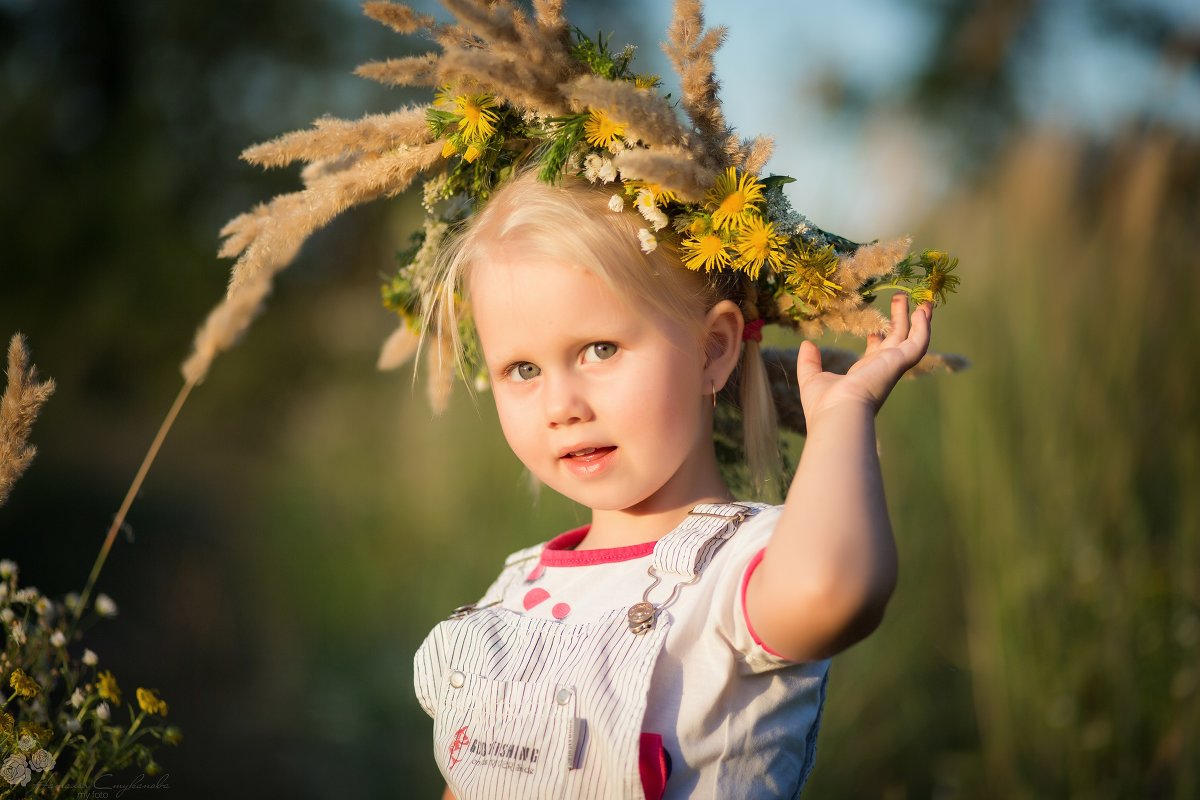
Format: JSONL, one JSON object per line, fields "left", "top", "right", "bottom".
{"left": 561, "top": 446, "right": 617, "bottom": 476}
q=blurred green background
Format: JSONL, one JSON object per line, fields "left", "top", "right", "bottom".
{"left": 2, "top": 0, "right": 1198, "bottom": 797}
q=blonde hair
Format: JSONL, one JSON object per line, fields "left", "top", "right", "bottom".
{"left": 420, "top": 168, "right": 782, "bottom": 498}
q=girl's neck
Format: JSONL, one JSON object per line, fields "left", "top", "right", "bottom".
{"left": 574, "top": 464, "right": 735, "bottom": 551}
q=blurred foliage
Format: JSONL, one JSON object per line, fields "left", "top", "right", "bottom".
{"left": 1, "top": 0, "right": 1198, "bottom": 798}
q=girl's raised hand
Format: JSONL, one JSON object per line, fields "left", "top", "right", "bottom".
{"left": 796, "top": 294, "right": 933, "bottom": 422}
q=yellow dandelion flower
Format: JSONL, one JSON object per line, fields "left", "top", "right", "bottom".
{"left": 0, "top": 711, "right": 13, "bottom": 734}
{"left": 706, "top": 167, "right": 765, "bottom": 231}
{"left": 137, "top": 687, "right": 169, "bottom": 717}
{"left": 633, "top": 74, "right": 660, "bottom": 89}
{"left": 9, "top": 669, "right": 40, "bottom": 699}
{"left": 734, "top": 216, "right": 787, "bottom": 279}
{"left": 463, "top": 144, "right": 482, "bottom": 163}
{"left": 454, "top": 94, "right": 499, "bottom": 143}
{"left": 97, "top": 669, "right": 121, "bottom": 704}
{"left": 783, "top": 243, "right": 842, "bottom": 308}
{"left": 440, "top": 139, "right": 458, "bottom": 159}
{"left": 584, "top": 109, "right": 625, "bottom": 148}
{"left": 682, "top": 232, "right": 732, "bottom": 273}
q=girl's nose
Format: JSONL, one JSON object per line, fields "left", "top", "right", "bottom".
{"left": 543, "top": 373, "right": 593, "bottom": 427}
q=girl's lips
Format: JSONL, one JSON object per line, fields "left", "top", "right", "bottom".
{"left": 560, "top": 445, "right": 617, "bottom": 476}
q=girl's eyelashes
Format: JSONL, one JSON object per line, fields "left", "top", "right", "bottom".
{"left": 502, "top": 343, "right": 615, "bottom": 381}
{"left": 506, "top": 362, "right": 541, "bottom": 382}
{"left": 583, "top": 342, "right": 618, "bottom": 362}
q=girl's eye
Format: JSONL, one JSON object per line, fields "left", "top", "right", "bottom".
{"left": 507, "top": 362, "right": 541, "bottom": 382}
{"left": 584, "top": 342, "right": 618, "bottom": 362}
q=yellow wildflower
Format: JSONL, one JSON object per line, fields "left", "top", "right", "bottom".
{"left": 463, "top": 144, "right": 482, "bottom": 163}
{"left": 918, "top": 249, "right": 960, "bottom": 304}
{"left": 97, "top": 669, "right": 121, "bottom": 704}
{"left": 440, "top": 139, "right": 458, "bottom": 159}
{"left": 734, "top": 215, "right": 787, "bottom": 279}
{"left": 706, "top": 167, "right": 765, "bottom": 231}
{"left": 681, "top": 232, "right": 732, "bottom": 273}
{"left": 0, "top": 711, "right": 14, "bottom": 734}
{"left": 783, "top": 242, "right": 842, "bottom": 308}
{"left": 584, "top": 109, "right": 625, "bottom": 148}
{"left": 454, "top": 94, "right": 499, "bottom": 143}
{"left": 633, "top": 74, "right": 660, "bottom": 89}
{"left": 136, "top": 687, "right": 169, "bottom": 717}
{"left": 8, "top": 668, "right": 40, "bottom": 699}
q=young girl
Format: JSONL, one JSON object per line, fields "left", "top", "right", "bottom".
{"left": 411, "top": 169, "right": 933, "bottom": 799}
{"left": 203, "top": 2, "right": 956, "bottom": 796}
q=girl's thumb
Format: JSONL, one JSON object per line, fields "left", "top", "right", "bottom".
{"left": 796, "top": 340, "right": 822, "bottom": 386}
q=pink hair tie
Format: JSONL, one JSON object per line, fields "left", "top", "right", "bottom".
{"left": 742, "top": 319, "right": 765, "bottom": 342}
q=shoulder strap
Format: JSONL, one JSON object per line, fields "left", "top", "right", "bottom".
{"left": 651, "top": 501, "right": 771, "bottom": 579}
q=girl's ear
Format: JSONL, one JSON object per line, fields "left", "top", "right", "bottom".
{"left": 702, "top": 299, "right": 744, "bottom": 392}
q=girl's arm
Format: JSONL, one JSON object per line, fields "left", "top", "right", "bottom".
{"left": 745, "top": 294, "right": 933, "bottom": 663}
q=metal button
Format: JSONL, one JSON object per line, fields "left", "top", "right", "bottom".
{"left": 449, "top": 670, "right": 465, "bottom": 689}
{"left": 555, "top": 688, "right": 573, "bottom": 706}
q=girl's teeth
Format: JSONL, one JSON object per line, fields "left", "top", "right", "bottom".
{"left": 572, "top": 448, "right": 596, "bottom": 456}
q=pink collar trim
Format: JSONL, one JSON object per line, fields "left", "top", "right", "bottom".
{"left": 538, "top": 525, "right": 657, "bottom": 567}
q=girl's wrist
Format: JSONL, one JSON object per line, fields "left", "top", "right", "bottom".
{"left": 804, "top": 397, "right": 879, "bottom": 434}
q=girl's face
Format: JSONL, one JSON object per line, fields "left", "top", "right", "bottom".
{"left": 469, "top": 255, "right": 716, "bottom": 514}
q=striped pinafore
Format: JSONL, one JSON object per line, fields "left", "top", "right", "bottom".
{"left": 413, "top": 503, "right": 768, "bottom": 800}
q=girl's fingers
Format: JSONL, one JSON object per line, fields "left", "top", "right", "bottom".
{"left": 796, "top": 339, "right": 823, "bottom": 386}
{"left": 897, "top": 302, "right": 933, "bottom": 365}
{"left": 887, "top": 293, "right": 910, "bottom": 343}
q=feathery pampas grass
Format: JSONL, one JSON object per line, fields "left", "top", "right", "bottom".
{"left": 663, "top": 0, "right": 729, "bottom": 170}
{"left": 0, "top": 333, "right": 55, "bottom": 507}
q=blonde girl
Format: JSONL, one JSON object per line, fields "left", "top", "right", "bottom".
{"left": 199, "top": 3, "right": 957, "bottom": 796}
{"left": 413, "top": 168, "right": 933, "bottom": 799}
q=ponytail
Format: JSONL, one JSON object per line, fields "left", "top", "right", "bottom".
{"left": 738, "top": 291, "right": 784, "bottom": 501}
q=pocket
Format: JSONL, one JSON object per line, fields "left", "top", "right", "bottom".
{"left": 434, "top": 669, "right": 585, "bottom": 799}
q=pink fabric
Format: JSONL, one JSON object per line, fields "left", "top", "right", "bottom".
{"left": 639, "top": 732, "right": 668, "bottom": 800}
{"left": 537, "top": 525, "right": 657, "bottom": 567}
{"left": 740, "top": 548, "right": 790, "bottom": 659}
{"left": 742, "top": 318, "right": 766, "bottom": 342}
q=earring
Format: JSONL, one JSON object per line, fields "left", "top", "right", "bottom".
{"left": 711, "top": 380, "right": 718, "bottom": 410}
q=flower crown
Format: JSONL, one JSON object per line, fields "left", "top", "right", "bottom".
{"left": 199, "top": 0, "right": 962, "bottom": 415}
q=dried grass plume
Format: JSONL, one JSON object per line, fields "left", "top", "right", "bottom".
{"left": 0, "top": 333, "right": 56, "bottom": 507}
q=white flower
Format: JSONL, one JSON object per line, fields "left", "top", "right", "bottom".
{"left": 634, "top": 194, "right": 669, "bottom": 231}
{"left": 637, "top": 228, "right": 658, "bottom": 254}
{"left": 94, "top": 594, "right": 118, "bottom": 617}
{"left": 583, "top": 153, "right": 603, "bottom": 182}
{"left": 35, "top": 597, "right": 52, "bottom": 616}
{"left": 29, "top": 749, "right": 54, "bottom": 773}
{"left": 95, "top": 702, "right": 110, "bottom": 721}
{"left": 64, "top": 592, "right": 80, "bottom": 611}
{"left": 70, "top": 688, "right": 85, "bottom": 708}
{"left": 420, "top": 174, "right": 448, "bottom": 212}
{"left": 0, "top": 609, "right": 12, "bottom": 624}
{"left": 0, "top": 584, "right": 8, "bottom": 600}
{"left": 16, "top": 735, "right": 35, "bottom": 754}
{"left": 13, "top": 587, "right": 38, "bottom": 604}
{"left": 10, "top": 621, "right": 25, "bottom": 646}
{"left": 596, "top": 157, "right": 617, "bottom": 183}
{"left": 82, "top": 649, "right": 98, "bottom": 666}
{"left": 65, "top": 717, "right": 81, "bottom": 733}
{"left": 0, "top": 560, "right": 16, "bottom": 579}
{"left": 607, "top": 137, "right": 628, "bottom": 154}
{"left": 50, "top": 630, "right": 66, "bottom": 648}
{"left": 0, "top": 754, "right": 30, "bottom": 787}
{"left": 607, "top": 194, "right": 624, "bottom": 213}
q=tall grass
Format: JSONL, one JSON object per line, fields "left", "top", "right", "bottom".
{"left": 808, "top": 129, "right": 1199, "bottom": 798}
